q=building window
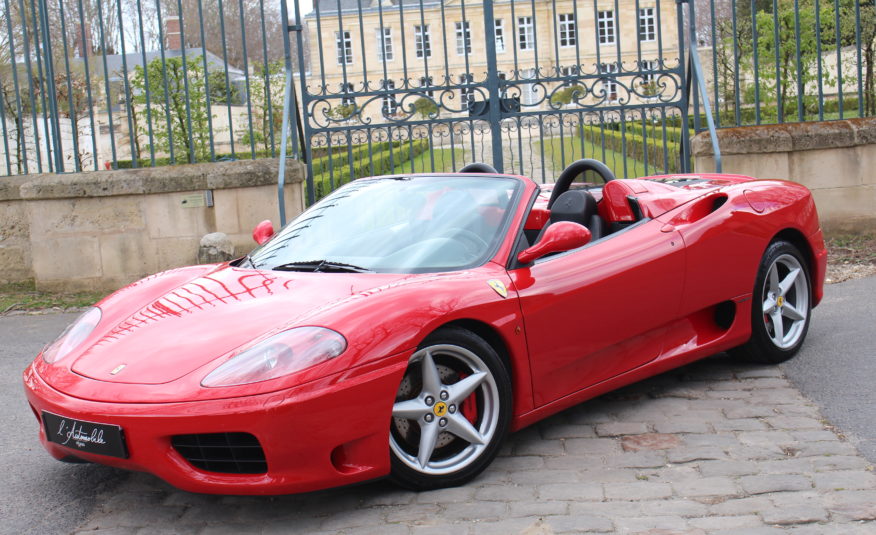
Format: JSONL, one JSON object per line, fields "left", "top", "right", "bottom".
{"left": 641, "top": 60, "right": 658, "bottom": 84}
{"left": 460, "top": 73, "right": 475, "bottom": 109}
{"left": 414, "top": 25, "right": 432, "bottom": 59}
{"left": 376, "top": 27, "right": 393, "bottom": 61}
{"left": 561, "top": 66, "right": 579, "bottom": 77}
{"left": 600, "top": 62, "right": 619, "bottom": 102}
{"left": 597, "top": 11, "right": 616, "bottom": 46}
{"left": 494, "top": 19, "right": 506, "bottom": 53}
{"left": 640, "top": 60, "right": 658, "bottom": 97}
{"left": 382, "top": 79, "right": 397, "bottom": 115}
{"left": 518, "top": 16, "right": 534, "bottom": 51}
{"left": 336, "top": 31, "right": 353, "bottom": 65}
{"left": 455, "top": 21, "right": 472, "bottom": 55}
{"left": 558, "top": 13, "right": 576, "bottom": 47}
{"left": 521, "top": 68, "right": 537, "bottom": 106}
{"left": 419, "top": 76, "right": 434, "bottom": 97}
{"left": 340, "top": 82, "right": 355, "bottom": 106}
{"left": 638, "top": 7, "right": 656, "bottom": 42}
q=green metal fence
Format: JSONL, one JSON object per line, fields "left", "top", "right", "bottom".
{"left": 0, "top": 0, "right": 872, "bottom": 181}
{"left": 0, "top": 0, "right": 300, "bottom": 175}
{"left": 692, "top": 0, "right": 873, "bottom": 129}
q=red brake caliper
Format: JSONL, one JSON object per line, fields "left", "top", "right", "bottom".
{"left": 458, "top": 372, "right": 478, "bottom": 424}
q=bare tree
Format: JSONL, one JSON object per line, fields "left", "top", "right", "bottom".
{"left": 158, "top": 0, "right": 285, "bottom": 68}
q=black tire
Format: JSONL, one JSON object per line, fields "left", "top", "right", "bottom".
{"left": 389, "top": 326, "right": 512, "bottom": 491}
{"left": 731, "top": 240, "right": 812, "bottom": 364}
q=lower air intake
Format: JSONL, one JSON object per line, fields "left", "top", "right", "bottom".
{"left": 171, "top": 432, "right": 267, "bottom": 474}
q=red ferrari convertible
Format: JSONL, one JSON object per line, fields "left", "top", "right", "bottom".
{"left": 23, "top": 159, "right": 826, "bottom": 495}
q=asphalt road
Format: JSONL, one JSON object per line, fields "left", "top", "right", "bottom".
{"left": 0, "top": 313, "right": 128, "bottom": 535}
{"left": 782, "top": 274, "right": 876, "bottom": 463}
{"left": 0, "top": 275, "right": 873, "bottom": 535}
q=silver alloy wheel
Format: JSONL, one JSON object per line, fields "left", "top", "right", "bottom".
{"left": 390, "top": 344, "right": 501, "bottom": 476}
{"left": 761, "top": 253, "right": 809, "bottom": 349}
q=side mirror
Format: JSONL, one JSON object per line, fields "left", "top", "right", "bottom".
{"left": 252, "top": 220, "right": 275, "bottom": 245}
{"left": 517, "top": 221, "right": 591, "bottom": 264}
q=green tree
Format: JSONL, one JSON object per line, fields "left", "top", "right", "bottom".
{"left": 237, "top": 61, "right": 285, "bottom": 153}
{"left": 750, "top": 0, "right": 834, "bottom": 122}
{"left": 413, "top": 97, "right": 438, "bottom": 118}
{"left": 838, "top": 0, "right": 876, "bottom": 116}
{"left": 329, "top": 103, "right": 358, "bottom": 121}
{"left": 550, "top": 85, "right": 585, "bottom": 107}
{"left": 130, "top": 55, "right": 214, "bottom": 163}
{"left": 860, "top": 2, "right": 876, "bottom": 116}
{"left": 207, "top": 70, "right": 241, "bottom": 105}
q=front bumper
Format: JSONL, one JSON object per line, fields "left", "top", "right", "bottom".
{"left": 23, "top": 356, "right": 409, "bottom": 495}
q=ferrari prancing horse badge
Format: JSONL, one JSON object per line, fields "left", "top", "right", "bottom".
{"left": 487, "top": 279, "right": 508, "bottom": 298}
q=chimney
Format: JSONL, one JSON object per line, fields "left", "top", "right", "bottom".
{"left": 75, "top": 23, "right": 92, "bottom": 57}
{"left": 165, "top": 17, "right": 182, "bottom": 50}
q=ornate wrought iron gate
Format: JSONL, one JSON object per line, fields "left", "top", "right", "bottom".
{"left": 279, "top": 0, "right": 720, "bottom": 212}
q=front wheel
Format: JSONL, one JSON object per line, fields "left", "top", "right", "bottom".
{"left": 389, "top": 327, "right": 511, "bottom": 490}
{"left": 731, "top": 240, "right": 812, "bottom": 364}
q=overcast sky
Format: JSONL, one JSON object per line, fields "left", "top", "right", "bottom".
{"left": 289, "top": 0, "right": 314, "bottom": 20}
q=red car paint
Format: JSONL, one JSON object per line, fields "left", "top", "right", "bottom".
{"left": 23, "top": 172, "right": 826, "bottom": 495}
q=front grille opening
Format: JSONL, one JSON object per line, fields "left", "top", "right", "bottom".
{"left": 171, "top": 432, "right": 267, "bottom": 474}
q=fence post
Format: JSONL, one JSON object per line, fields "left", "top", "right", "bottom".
{"left": 682, "top": 0, "right": 722, "bottom": 173}
{"left": 36, "top": 0, "right": 64, "bottom": 172}
{"left": 675, "top": 0, "right": 690, "bottom": 172}
{"left": 482, "top": 0, "right": 503, "bottom": 173}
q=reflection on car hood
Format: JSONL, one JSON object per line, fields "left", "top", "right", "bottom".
{"left": 69, "top": 266, "right": 407, "bottom": 385}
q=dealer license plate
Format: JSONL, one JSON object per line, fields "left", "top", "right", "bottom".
{"left": 42, "top": 411, "right": 128, "bottom": 459}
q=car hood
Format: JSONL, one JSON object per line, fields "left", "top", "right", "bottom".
{"left": 68, "top": 265, "right": 408, "bottom": 386}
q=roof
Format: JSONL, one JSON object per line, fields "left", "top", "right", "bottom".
{"left": 309, "top": 0, "right": 443, "bottom": 16}
{"left": 70, "top": 48, "right": 246, "bottom": 82}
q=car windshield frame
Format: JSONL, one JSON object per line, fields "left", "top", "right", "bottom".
{"left": 249, "top": 174, "right": 525, "bottom": 274}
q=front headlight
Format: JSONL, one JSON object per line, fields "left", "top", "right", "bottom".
{"left": 42, "top": 307, "right": 102, "bottom": 364}
{"left": 201, "top": 326, "right": 347, "bottom": 388}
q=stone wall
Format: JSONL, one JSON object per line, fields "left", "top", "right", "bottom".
{"left": 692, "top": 118, "right": 876, "bottom": 233}
{"left": 0, "top": 158, "right": 305, "bottom": 292}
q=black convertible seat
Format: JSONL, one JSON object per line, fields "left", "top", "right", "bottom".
{"left": 549, "top": 190, "right": 605, "bottom": 240}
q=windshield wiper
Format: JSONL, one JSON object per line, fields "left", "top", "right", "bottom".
{"left": 231, "top": 254, "right": 257, "bottom": 269}
{"left": 272, "top": 260, "right": 373, "bottom": 273}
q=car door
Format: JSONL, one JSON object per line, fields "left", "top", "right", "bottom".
{"left": 509, "top": 218, "right": 685, "bottom": 407}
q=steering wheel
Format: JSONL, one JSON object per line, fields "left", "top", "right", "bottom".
{"left": 459, "top": 162, "right": 499, "bottom": 174}
{"left": 547, "top": 159, "right": 617, "bottom": 208}
{"left": 437, "top": 227, "right": 489, "bottom": 256}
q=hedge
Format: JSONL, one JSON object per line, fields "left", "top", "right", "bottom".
{"left": 579, "top": 124, "right": 682, "bottom": 174}
{"left": 662, "top": 95, "right": 862, "bottom": 130}
{"left": 310, "top": 140, "right": 402, "bottom": 177}
{"left": 624, "top": 122, "right": 683, "bottom": 143}
{"left": 115, "top": 142, "right": 398, "bottom": 170}
{"left": 311, "top": 139, "right": 429, "bottom": 200}
{"left": 116, "top": 148, "right": 281, "bottom": 169}
{"left": 593, "top": 121, "right": 683, "bottom": 140}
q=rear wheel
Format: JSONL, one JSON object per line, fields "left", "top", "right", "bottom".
{"left": 389, "top": 327, "right": 511, "bottom": 490}
{"left": 732, "top": 240, "right": 812, "bottom": 364}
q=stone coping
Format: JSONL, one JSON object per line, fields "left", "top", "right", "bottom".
{"left": 0, "top": 158, "right": 304, "bottom": 202}
{"left": 692, "top": 117, "right": 876, "bottom": 156}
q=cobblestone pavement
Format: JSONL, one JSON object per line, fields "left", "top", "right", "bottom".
{"left": 74, "top": 354, "right": 876, "bottom": 535}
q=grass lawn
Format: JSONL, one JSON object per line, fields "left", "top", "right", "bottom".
{"left": 307, "top": 146, "right": 463, "bottom": 201}
{"left": 0, "top": 280, "right": 105, "bottom": 313}
{"left": 537, "top": 135, "right": 675, "bottom": 179}
{"left": 392, "top": 147, "right": 465, "bottom": 174}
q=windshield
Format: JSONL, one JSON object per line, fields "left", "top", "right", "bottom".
{"left": 250, "top": 175, "right": 522, "bottom": 273}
